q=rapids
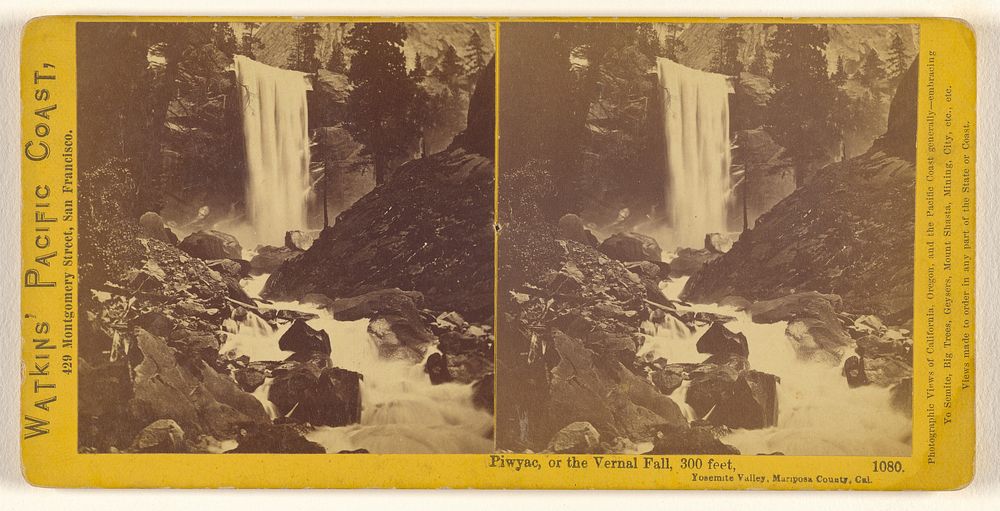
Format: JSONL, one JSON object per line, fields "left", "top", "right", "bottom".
{"left": 220, "top": 275, "right": 494, "bottom": 454}
{"left": 641, "top": 275, "right": 912, "bottom": 456}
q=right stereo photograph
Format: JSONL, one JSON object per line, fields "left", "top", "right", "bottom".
{"left": 497, "top": 21, "right": 919, "bottom": 456}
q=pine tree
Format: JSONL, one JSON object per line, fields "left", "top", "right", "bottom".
{"left": 326, "top": 36, "right": 347, "bottom": 73}
{"left": 766, "top": 24, "right": 839, "bottom": 184}
{"left": 410, "top": 51, "right": 427, "bottom": 79}
{"left": 748, "top": 42, "right": 770, "bottom": 76}
{"left": 288, "top": 23, "right": 322, "bottom": 73}
{"left": 857, "top": 46, "right": 886, "bottom": 88}
{"left": 465, "top": 30, "right": 489, "bottom": 76}
{"left": 886, "top": 32, "right": 909, "bottom": 81}
{"left": 343, "top": 23, "right": 420, "bottom": 184}
{"left": 635, "top": 24, "right": 660, "bottom": 58}
{"left": 435, "top": 42, "right": 464, "bottom": 88}
{"left": 660, "top": 24, "right": 687, "bottom": 61}
{"left": 211, "top": 23, "right": 238, "bottom": 57}
{"left": 709, "top": 25, "right": 745, "bottom": 76}
{"left": 831, "top": 54, "right": 848, "bottom": 83}
{"left": 240, "top": 22, "right": 264, "bottom": 59}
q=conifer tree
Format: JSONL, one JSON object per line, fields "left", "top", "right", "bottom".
{"left": 326, "top": 36, "right": 347, "bottom": 73}
{"left": 635, "top": 24, "right": 660, "bottom": 58}
{"left": 464, "top": 30, "right": 489, "bottom": 76}
{"left": 709, "top": 25, "right": 745, "bottom": 76}
{"left": 831, "top": 54, "right": 848, "bottom": 84}
{"left": 435, "top": 42, "right": 465, "bottom": 89}
{"left": 211, "top": 23, "right": 238, "bottom": 57}
{"left": 240, "top": 22, "right": 264, "bottom": 59}
{"left": 766, "top": 24, "right": 839, "bottom": 184}
{"left": 660, "top": 24, "right": 687, "bottom": 61}
{"left": 856, "top": 46, "right": 886, "bottom": 88}
{"left": 343, "top": 23, "right": 420, "bottom": 184}
{"left": 748, "top": 42, "right": 770, "bottom": 76}
{"left": 288, "top": 23, "right": 322, "bottom": 73}
{"left": 886, "top": 32, "right": 909, "bottom": 82}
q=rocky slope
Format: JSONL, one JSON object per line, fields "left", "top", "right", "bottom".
{"left": 263, "top": 58, "right": 495, "bottom": 322}
{"left": 682, "top": 60, "right": 918, "bottom": 322}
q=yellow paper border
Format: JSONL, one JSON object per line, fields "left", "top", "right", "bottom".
{"left": 20, "top": 16, "right": 975, "bottom": 489}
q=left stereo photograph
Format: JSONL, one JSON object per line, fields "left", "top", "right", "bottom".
{"left": 75, "top": 21, "right": 496, "bottom": 454}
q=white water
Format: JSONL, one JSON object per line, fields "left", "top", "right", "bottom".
{"left": 656, "top": 58, "right": 733, "bottom": 248}
{"left": 641, "top": 276, "right": 911, "bottom": 456}
{"left": 221, "top": 275, "right": 494, "bottom": 454}
{"left": 234, "top": 55, "right": 312, "bottom": 246}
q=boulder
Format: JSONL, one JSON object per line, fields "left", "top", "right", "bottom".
{"left": 843, "top": 355, "right": 869, "bottom": 387}
{"left": 546, "top": 421, "right": 601, "bottom": 454}
{"left": 250, "top": 245, "right": 301, "bottom": 273}
{"left": 278, "top": 319, "right": 331, "bottom": 354}
{"left": 890, "top": 377, "right": 913, "bottom": 415}
{"left": 179, "top": 230, "right": 243, "bottom": 260}
{"left": 646, "top": 424, "right": 740, "bottom": 455}
{"left": 424, "top": 352, "right": 453, "bottom": 384}
{"left": 129, "top": 419, "right": 186, "bottom": 453}
{"left": 598, "top": 232, "right": 662, "bottom": 262}
{"left": 227, "top": 423, "right": 325, "bottom": 453}
{"left": 705, "top": 232, "right": 739, "bottom": 254}
{"left": 651, "top": 368, "right": 684, "bottom": 395}
{"left": 669, "top": 248, "right": 720, "bottom": 277}
{"left": 749, "top": 292, "right": 852, "bottom": 358}
{"left": 138, "top": 211, "right": 174, "bottom": 243}
{"left": 268, "top": 359, "right": 362, "bottom": 427}
{"left": 696, "top": 322, "right": 749, "bottom": 358}
{"left": 128, "top": 328, "right": 268, "bottom": 440}
{"left": 557, "top": 214, "right": 598, "bottom": 246}
{"left": 330, "top": 288, "right": 425, "bottom": 321}
{"left": 685, "top": 356, "right": 778, "bottom": 430}
{"left": 471, "top": 373, "right": 494, "bottom": 411}
{"left": 285, "top": 229, "right": 321, "bottom": 251}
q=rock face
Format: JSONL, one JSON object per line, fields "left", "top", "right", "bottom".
{"left": 278, "top": 319, "right": 332, "bottom": 354}
{"left": 250, "top": 245, "right": 301, "bottom": 274}
{"left": 682, "top": 62, "right": 918, "bottom": 322}
{"left": 696, "top": 322, "right": 749, "bottom": 358}
{"left": 749, "top": 292, "right": 852, "bottom": 360}
{"left": 705, "top": 232, "right": 739, "bottom": 254}
{"left": 263, "top": 57, "right": 495, "bottom": 322}
{"left": 268, "top": 356, "right": 362, "bottom": 427}
{"left": 179, "top": 230, "right": 243, "bottom": 260}
{"left": 546, "top": 422, "right": 601, "bottom": 453}
{"left": 598, "top": 231, "right": 662, "bottom": 262}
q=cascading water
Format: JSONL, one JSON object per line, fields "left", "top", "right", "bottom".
{"left": 220, "top": 275, "right": 493, "bottom": 454}
{"left": 656, "top": 58, "right": 733, "bottom": 248}
{"left": 640, "top": 276, "right": 911, "bottom": 456}
{"left": 234, "top": 55, "right": 312, "bottom": 246}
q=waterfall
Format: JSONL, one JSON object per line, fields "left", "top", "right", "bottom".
{"left": 234, "top": 55, "right": 312, "bottom": 245}
{"left": 656, "top": 58, "right": 732, "bottom": 248}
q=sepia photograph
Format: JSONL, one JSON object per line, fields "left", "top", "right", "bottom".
{"left": 497, "top": 21, "right": 918, "bottom": 456}
{"left": 75, "top": 21, "right": 496, "bottom": 454}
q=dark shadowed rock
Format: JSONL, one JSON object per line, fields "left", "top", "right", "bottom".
{"left": 330, "top": 288, "right": 425, "bottom": 321}
{"left": 227, "top": 423, "right": 325, "bottom": 453}
{"left": 669, "top": 248, "right": 720, "bottom": 277}
{"left": 268, "top": 357, "right": 362, "bottom": 427}
{"left": 711, "top": 371, "right": 779, "bottom": 429}
{"left": 278, "top": 319, "right": 331, "bottom": 354}
{"left": 546, "top": 422, "right": 601, "bottom": 454}
{"left": 471, "top": 373, "right": 494, "bottom": 411}
{"left": 890, "top": 377, "right": 913, "bottom": 415}
{"left": 646, "top": 424, "right": 740, "bottom": 455}
{"left": 130, "top": 419, "right": 186, "bottom": 453}
{"left": 598, "top": 232, "right": 662, "bottom": 262}
{"left": 179, "top": 230, "right": 243, "bottom": 260}
{"left": 557, "top": 214, "right": 598, "bottom": 246}
{"left": 128, "top": 328, "right": 268, "bottom": 440}
{"left": 264, "top": 57, "right": 495, "bottom": 322}
{"left": 250, "top": 245, "right": 302, "bottom": 274}
{"left": 651, "top": 368, "right": 684, "bottom": 395}
{"left": 843, "top": 355, "right": 869, "bottom": 387}
{"left": 139, "top": 212, "right": 174, "bottom": 243}
{"left": 696, "top": 322, "right": 749, "bottom": 358}
{"left": 424, "top": 352, "right": 453, "bottom": 384}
